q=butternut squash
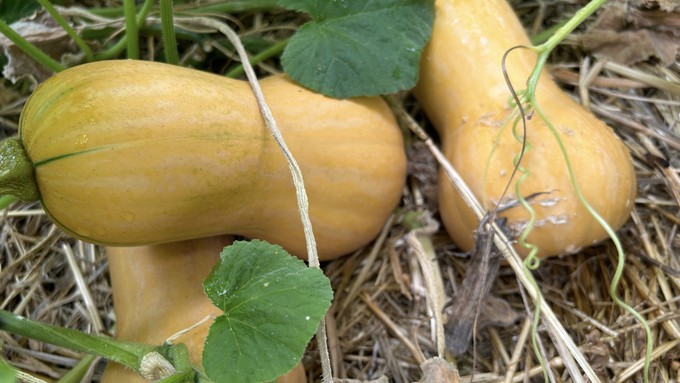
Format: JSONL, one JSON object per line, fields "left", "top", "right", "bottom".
{"left": 413, "top": 0, "right": 636, "bottom": 257}
{"left": 4, "top": 60, "right": 406, "bottom": 260}
{"left": 101, "top": 236, "right": 307, "bottom": 383}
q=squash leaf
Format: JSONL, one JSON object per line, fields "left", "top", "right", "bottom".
{"left": 202, "top": 240, "right": 332, "bottom": 383}
{"left": 278, "top": 0, "right": 435, "bottom": 98}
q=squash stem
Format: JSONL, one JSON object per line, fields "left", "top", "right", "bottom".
{"left": 0, "top": 137, "right": 40, "bottom": 202}
{"left": 0, "top": 310, "right": 157, "bottom": 372}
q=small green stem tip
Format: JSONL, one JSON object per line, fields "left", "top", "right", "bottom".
{"left": 0, "top": 137, "right": 39, "bottom": 202}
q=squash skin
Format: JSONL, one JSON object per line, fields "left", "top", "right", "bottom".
{"left": 19, "top": 60, "right": 406, "bottom": 260}
{"left": 101, "top": 236, "right": 307, "bottom": 383}
{"left": 413, "top": 0, "right": 636, "bottom": 257}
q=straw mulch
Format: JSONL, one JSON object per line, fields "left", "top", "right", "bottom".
{"left": 1, "top": 1, "right": 679, "bottom": 382}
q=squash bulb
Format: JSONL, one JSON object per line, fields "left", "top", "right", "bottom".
{"left": 413, "top": 0, "right": 636, "bottom": 257}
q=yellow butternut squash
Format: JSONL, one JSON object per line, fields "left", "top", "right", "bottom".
{"left": 101, "top": 236, "right": 307, "bottom": 383}
{"left": 5, "top": 60, "right": 406, "bottom": 260}
{"left": 413, "top": 0, "right": 636, "bottom": 257}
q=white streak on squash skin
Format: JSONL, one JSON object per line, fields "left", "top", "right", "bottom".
{"left": 19, "top": 60, "right": 407, "bottom": 260}
{"left": 414, "top": 0, "right": 636, "bottom": 257}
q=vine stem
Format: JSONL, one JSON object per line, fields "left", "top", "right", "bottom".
{"left": 526, "top": 0, "right": 606, "bottom": 94}
{"left": 36, "top": 0, "right": 94, "bottom": 62}
{"left": 531, "top": 99, "right": 653, "bottom": 383}
{"left": 159, "top": 0, "right": 179, "bottom": 65}
{"left": 0, "top": 20, "right": 65, "bottom": 72}
{"left": 0, "top": 310, "right": 157, "bottom": 371}
{"left": 123, "top": 0, "right": 139, "bottom": 59}
{"left": 179, "top": 16, "right": 332, "bottom": 383}
{"left": 94, "top": 0, "right": 154, "bottom": 60}
{"left": 514, "top": 0, "right": 654, "bottom": 380}
{"left": 498, "top": 51, "right": 553, "bottom": 379}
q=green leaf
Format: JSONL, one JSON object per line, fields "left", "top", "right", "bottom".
{"left": 0, "top": 0, "right": 41, "bottom": 24}
{"left": 202, "top": 240, "right": 332, "bottom": 383}
{"left": 279, "top": 0, "right": 434, "bottom": 98}
{"left": 0, "top": 357, "right": 17, "bottom": 383}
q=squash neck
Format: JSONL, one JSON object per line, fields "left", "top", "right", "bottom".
{"left": 0, "top": 136, "right": 39, "bottom": 202}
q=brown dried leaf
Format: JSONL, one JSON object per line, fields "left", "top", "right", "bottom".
{"left": 415, "top": 357, "right": 460, "bottom": 383}
{"left": 477, "top": 294, "right": 522, "bottom": 329}
{"left": 0, "top": 12, "right": 75, "bottom": 85}
{"left": 579, "top": 3, "right": 680, "bottom": 66}
{"left": 445, "top": 289, "right": 521, "bottom": 355}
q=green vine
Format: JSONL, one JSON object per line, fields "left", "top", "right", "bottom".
{"left": 123, "top": 0, "right": 140, "bottom": 59}
{"left": 0, "top": 310, "right": 219, "bottom": 383}
{"left": 533, "top": 99, "right": 652, "bottom": 382}
{"left": 94, "top": 0, "right": 154, "bottom": 60}
{"left": 0, "top": 20, "right": 65, "bottom": 72}
{"left": 497, "top": 0, "right": 653, "bottom": 381}
{"left": 499, "top": 48, "right": 549, "bottom": 381}
{"left": 160, "top": 0, "right": 179, "bottom": 65}
{"left": 36, "top": 0, "right": 94, "bottom": 62}
{"left": 0, "top": 310, "right": 156, "bottom": 371}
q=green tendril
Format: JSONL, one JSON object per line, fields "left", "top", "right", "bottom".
{"left": 532, "top": 100, "right": 653, "bottom": 382}
{"left": 508, "top": 114, "right": 547, "bottom": 379}
{"left": 495, "top": 0, "right": 654, "bottom": 380}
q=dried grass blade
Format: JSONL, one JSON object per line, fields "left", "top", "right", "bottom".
{"left": 339, "top": 214, "right": 395, "bottom": 315}
{"left": 614, "top": 339, "right": 680, "bottom": 382}
{"left": 502, "top": 317, "right": 533, "bottom": 383}
{"left": 406, "top": 222, "right": 446, "bottom": 357}
{"left": 387, "top": 96, "right": 600, "bottom": 382}
{"left": 61, "top": 243, "right": 103, "bottom": 333}
{"left": 360, "top": 291, "right": 426, "bottom": 364}
{"left": 604, "top": 61, "right": 680, "bottom": 95}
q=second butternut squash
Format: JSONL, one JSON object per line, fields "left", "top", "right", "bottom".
{"left": 414, "top": 0, "right": 636, "bottom": 257}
